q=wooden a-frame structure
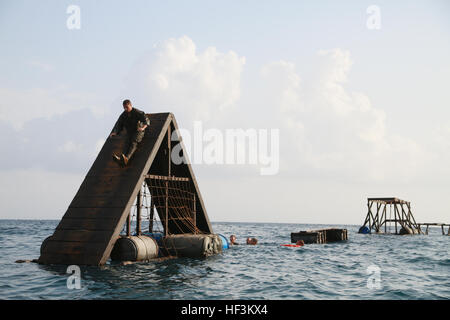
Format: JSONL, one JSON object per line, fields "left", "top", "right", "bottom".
{"left": 38, "top": 113, "right": 213, "bottom": 266}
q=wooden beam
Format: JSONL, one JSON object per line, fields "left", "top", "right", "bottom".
{"left": 367, "top": 200, "right": 375, "bottom": 231}
{"left": 367, "top": 197, "right": 408, "bottom": 204}
{"left": 136, "top": 190, "right": 141, "bottom": 236}
{"left": 145, "top": 174, "right": 189, "bottom": 182}
{"left": 149, "top": 198, "right": 154, "bottom": 233}
{"left": 394, "top": 204, "right": 398, "bottom": 234}
{"left": 193, "top": 194, "right": 196, "bottom": 234}
{"left": 126, "top": 213, "right": 131, "bottom": 237}
{"left": 165, "top": 125, "right": 171, "bottom": 237}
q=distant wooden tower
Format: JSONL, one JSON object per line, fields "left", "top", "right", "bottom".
{"left": 359, "top": 197, "right": 422, "bottom": 235}
{"left": 38, "top": 113, "right": 213, "bottom": 266}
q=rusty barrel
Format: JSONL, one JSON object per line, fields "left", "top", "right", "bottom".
{"left": 110, "top": 235, "right": 159, "bottom": 262}
{"left": 163, "top": 234, "right": 222, "bottom": 258}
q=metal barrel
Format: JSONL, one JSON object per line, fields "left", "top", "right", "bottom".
{"left": 110, "top": 235, "right": 159, "bottom": 262}
{"left": 163, "top": 234, "right": 222, "bottom": 258}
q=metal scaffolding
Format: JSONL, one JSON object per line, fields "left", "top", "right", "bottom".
{"left": 359, "top": 197, "right": 422, "bottom": 234}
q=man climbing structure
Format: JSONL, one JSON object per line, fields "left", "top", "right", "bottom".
{"left": 110, "top": 99, "right": 150, "bottom": 166}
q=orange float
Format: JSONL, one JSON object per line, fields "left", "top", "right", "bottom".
{"left": 281, "top": 240, "right": 304, "bottom": 247}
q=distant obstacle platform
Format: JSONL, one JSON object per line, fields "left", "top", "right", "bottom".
{"left": 38, "top": 112, "right": 213, "bottom": 266}
{"left": 358, "top": 197, "right": 422, "bottom": 235}
{"left": 291, "top": 228, "right": 348, "bottom": 244}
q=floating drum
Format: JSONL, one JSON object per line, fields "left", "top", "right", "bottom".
{"left": 399, "top": 226, "right": 413, "bottom": 235}
{"left": 40, "top": 236, "right": 53, "bottom": 255}
{"left": 110, "top": 235, "right": 159, "bottom": 262}
{"left": 163, "top": 234, "right": 222, "bottom": 258}
{"left": 141, "top": 232, "right": 164, "bottom": 246}
{"left": 218, "top": 234, "right": 229, "bottom": 250}
{"left": 358, "top": 226, "right": 371, "bottom": 234}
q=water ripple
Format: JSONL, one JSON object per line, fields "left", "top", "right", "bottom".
{"left": 0, "top": 220, "right": 448, "bottom": 299}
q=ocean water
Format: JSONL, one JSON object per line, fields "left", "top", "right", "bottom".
{"left": 0, "top": 219, "right": 448, "bottom": 300}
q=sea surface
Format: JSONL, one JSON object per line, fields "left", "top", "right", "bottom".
{"left": 0, "top": 220, "right": 448, "bottom": 300}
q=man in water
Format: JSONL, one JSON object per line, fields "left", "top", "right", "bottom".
{"left": 296, "top": 240, "right": 305, "bottom": 246}
{"left": 110, "top": 99, "right": 150, "bottom": 166}
{"left": 230, "top": 235, "right": 239, "bottom": 245}
{"left": 230, "top": 235, "right": 258, "bottom": 245}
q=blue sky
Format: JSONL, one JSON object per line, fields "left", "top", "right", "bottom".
{"left": 0, "top": 1, "right": 449, "bottom": 224}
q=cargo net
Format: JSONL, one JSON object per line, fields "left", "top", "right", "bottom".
{"left": 121, "top": 175, "right": 201, "bottom": 236}
{"left": 118, "top": 176, "right": 222, "bottom": 259}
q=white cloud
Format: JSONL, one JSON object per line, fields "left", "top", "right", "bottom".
{"left": 0, "top": 168, "right": 84, "bottom": 219}
{"left": 57, "top": 140, "right": 84, "bottom": 153}
{"left": 124, "top": 36, "right": 246, "bottom": 123}
{"left": 27, "top": 59, "right": 54, "bottom": 72}
{"left": 260, "top": 61, "right": 302, "bottom": 114}
{"left": 318, "top": 48, "right": 353, "bottom": 84}
{"left": 56, "top": 138, "right": 105, "bottom": 158}
{"left": 0, "top": 86, "right": 109, "bottom": 130}
{"left": 260, "top": 48, "right": 427, "bottom": 182}
{"left": 95, "top": 138, "right": 105, "bottom": 154}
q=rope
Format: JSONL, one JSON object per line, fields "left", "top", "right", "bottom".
{"left": 118, "top": 175, "right": 214, "bottom": 258}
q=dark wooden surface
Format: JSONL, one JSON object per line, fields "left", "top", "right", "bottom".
{"left": 291, "top": 228, "right": 348, "bottom": 244}
{"left": 38, "top": 112, "right": 214, "bottom": 266}
{"left": 367, "top": 197, "right": 409, "bottom": 204}
{"left": 38, "top": 113, "right": 171, "bottom": 266}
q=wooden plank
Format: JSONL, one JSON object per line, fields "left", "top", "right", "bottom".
{"left": 368, "top": 200, "right": 375, "bottom": 231}
{"left": 146, "top": 174, "right": 190, "bottom": 182}
{"left": 126, "top": 213, "right": 131, "bottom": 236}
{"left": 72, "top": 174, "right": 142, "bottom": 199}
{"left": 51, "top": 229, "right": 114, "bottom": 243}
{"left": 149, "top": 198, "right": 154, "bottom": 232}
{"left": 74, "top": 175, "right": 137, "bottom": 195}
{"left": 38, "top": 253, "right": 102, "bottom": 266}
{"left": 367, "top": 197, "right": 408, "bottom": 204}
{"left": 42, "top": 240, "right": 107, "bottom": 256}
{"left": 86, "top": 164, "right": 139, "bottom": 176}
{"left": 56, "top": 218, "right": 119, "bottom": 231}
{"left": 69, "top": 196, "right": 131, "bottom": 208}
{"left": 136, "top": 190, "right": 141, "bottom": 235}
{"left": 61, "top": 207, "right": 126, "bottom": 220}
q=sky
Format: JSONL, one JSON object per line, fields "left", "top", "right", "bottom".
{"left": 0, "top": 0, "right": 449, "bottom": 224}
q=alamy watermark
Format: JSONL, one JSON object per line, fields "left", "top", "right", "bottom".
{"left": 66, "top": 5, "right": 81, "bottom": 30}
{"left": 66, "top": 265, "right": 81, "bottom": 289}
{"left": 366, "top": 264, "right": 382, "bottom": 289}
{"left": 366, "top": 5, "right": 381, "bottom": 30}
{"left": 171, "top": 122, "right": 280, "bottom": 175}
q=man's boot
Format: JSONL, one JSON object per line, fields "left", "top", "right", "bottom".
{"left": 122, "top": 142, "right": 138, "bottom": 166}
{"left": 121, "top": 154, "right": 129, "bottom": 166}
{"left": 112, "top": 154, "right": 122, "bottom": 166}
